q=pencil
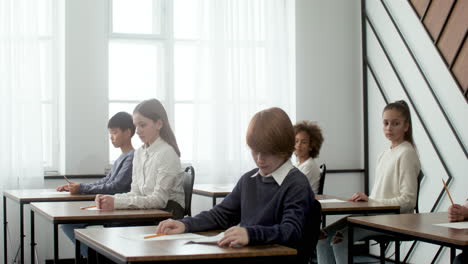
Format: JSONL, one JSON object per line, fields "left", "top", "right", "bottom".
{"left": 80, "top": 205, "right": 97, "bottom": 210}
{"left": 64, "top": 175, "right": 72, "bottom": 184}
{"left": 442, "top": 178, "right": 454, "bottom": 205}
{"left": 144, "top": 233, "right": 166, "bottom": 239}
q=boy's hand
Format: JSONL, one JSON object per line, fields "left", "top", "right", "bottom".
{"left": 95, "top": 194, "right": 115, "bottom": 209}
{"left": 56, "top": 184, "right": 70, "bottom": 192}
{"left": 218, "top": 226, "right": 249, "bottom": 248}
{"left": 68, "top": 182, "right": 81, "bottom": 194}
{"left": 156, "top": 219, "right": 185, "bottom": 234}
{"left": 448, "top": 204, "right": 468, "bottom": 222}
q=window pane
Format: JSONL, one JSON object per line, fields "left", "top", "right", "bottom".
{"left": 39, "top": 40, "right": 52, "bottom": 101}
{"left": 109, "top": 41, "right": 164, "bottom": 101}
{"left": 174, "top": 0, "right": 199, "bottom": 39}
{"left": 42, "top": 103, "right": 52, "bottom": 167}
{"left": 112, "top": 0, "right": 161, "bottom": 34}
{"left": 175, "top": 103, "right": 193, "bottom": 161}
{"left": 109, "top": 103, "right": 143, "bottom": 163}
{"left": 174, "top": 44, "right": 196, "bottom": 101}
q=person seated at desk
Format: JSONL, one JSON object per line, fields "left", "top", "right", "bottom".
{"left": 449, "top": 199, "right": 468, "bottom": 264}
{"left": 57, "top": 111, "right": 135, "bottom": 256}
{"left": 157, "top": 107, "right": 319, "bottom": 264}
{"left": 293, "top": 120, "right": 324, "bottom": 194}
{"left": 95, "top": 99, "right": 185, "bottom": 219}
{"left": 317, "top": 100, "right": 421, "bottom": 264}
{"left": 56, "top": 111, "right": 135, "bottom": 194}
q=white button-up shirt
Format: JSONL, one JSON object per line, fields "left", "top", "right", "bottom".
{"left": 114, "top": 137, "right": 185, "bottom": 209}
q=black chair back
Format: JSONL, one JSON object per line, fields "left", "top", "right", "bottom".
{"left": 318, "top": 164, "right": 326, "bottom": 195}
{"left": 183, "top": 166, "right": 195, "bottom": 216}
{"left": 415, "top": 170, "right": 424, "bottom": 213}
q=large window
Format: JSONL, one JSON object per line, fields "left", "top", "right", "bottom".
{"left": 39, "top": 0, "right": 61, "bottom": 171}
{"left": 108, "top": 0, "right": 295, "bottom": 181}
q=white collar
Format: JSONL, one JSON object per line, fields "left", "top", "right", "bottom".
{"left": 251, "top": 159, "right": 293, "bottom": 186}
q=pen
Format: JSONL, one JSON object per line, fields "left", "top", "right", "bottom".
{"left": 442, "top": 178, "right": 454, "bottom": 205}
{"left": 144, "top": 233, "right": 166, "bottom": 239}
{"left": 80, "top": 205, "right": 97, "bottom": 210}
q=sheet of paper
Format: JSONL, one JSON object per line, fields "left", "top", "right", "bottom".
{"left": 187, "top": 232, "right": 224, "bottom": 244}
{"left": 318, "top": 199, "right": 346, "bottom": 203}
{"left": 433, "top": 222, "right": 468, "bottom": 229}
{"left": 120, "top": 233, "right": 205, "bottom": 241}
{"left": 40, "top": 191, "right": 70, "bottom": 195}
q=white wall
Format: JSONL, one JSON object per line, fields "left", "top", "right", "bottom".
{"left": 295, "top": 0, "right": 364, "bottom": 197}
{"left": 63, "top": 0, "right": 109, "bottom": 175}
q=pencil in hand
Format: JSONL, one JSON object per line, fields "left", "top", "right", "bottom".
{"left": 80, "top": 205, "right": 97, "bottom": 210}
{"left": 64, "top": 175, "right": 72, "bottom": 184}
{"left": 144, "top": 233, "right": 167, "bottom": 239}
{"left": 441, "top": 178, "right": 454, "bottom": 205}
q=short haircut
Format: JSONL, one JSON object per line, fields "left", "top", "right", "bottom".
{"left": 246, "top": 107, "right": 295, "bottom": 159}
{"left": 294, "top": 121, "right": 324, "bottom": 159}
{"left": 108, "top": 111, "right": 136, "bottom": 136}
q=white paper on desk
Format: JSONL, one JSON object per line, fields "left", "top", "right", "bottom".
{"left": 186, "top": 232, "right": 224, "bottom": 244}
{"left": 318, "top": 199, "right": 346, "bottom": 203}
{"left": 83, "top": 207, "right": 100, "bottom": 211}
{"left": 120, "top": 233, "right": 205, "bottom": 241}
{"left": 433, "top": 222, "right": 468, "bottom": 229}
{"left": 40, "top": 191, "right": 70, "bottom": 195}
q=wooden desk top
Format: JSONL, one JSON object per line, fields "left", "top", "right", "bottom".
{"left": 348, "top": 212, "right": 468, "bottom": 246}
{"left": 75, "top": 226, "right": 297, "bottom": 262}
{"left": 30, "top": 201, "right": 172, "bottom": 222}
{"left": 3, "top": 189, "right": 96, "bottom": 203}
{"left": 193, "top": 184, "right": 235, "bottom": 197}
{"left": 317, "top": 195, "right": 400, "bottom": 213}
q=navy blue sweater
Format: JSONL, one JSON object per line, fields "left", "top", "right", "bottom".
{"left": 181, "top": 167, "right": 317, "bottom": 263}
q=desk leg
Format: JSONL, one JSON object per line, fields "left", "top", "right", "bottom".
{"left": 20, "top": 203, "right": 24, "bottom": 264}
{"left": 3, "top": 196, "right": 7, "bottom": 264}
{"left": 450, "top": 247, "right": 456, "bottom": 263}
{"left": 54, "top": 223, "right": 59, "bottom": 263}
{"left": 31, "top": 210, "right": 36, "bottom": 264}
{"left": 348, "top": 224, "right": 354, "bottom": 264}
{"left": 395, "top": 240, "right": 400, "bottom": 264}
{"left": 212, "top": 197, "right": 216, "bottom": 207}
{"left": 75, "top": 239, "right": 81, "bottom": 264}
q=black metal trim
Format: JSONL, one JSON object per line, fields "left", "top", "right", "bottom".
{"left": 362, "top": 0, "right": 370, "bottom": 195}
{"left": 367, "top": 62, "right": 389, "bottom": 104}
{"left": 365, "top": 12, "right": 454, "bottom": 264}
{"left": 380, "top": 0, "right": 467, "bottom": 158}
{"left": 434, "top": 0, "right": 456, "bottom": 45}
{"left": 421, "top": 0, "right": 432, "bottom": 22}
{"left": 44, "top": 174, "right": 106, "bottom": 180}
{"left": 431, "top": 246, "right": 445, "bottom": 264}
{"left": 450, "top": 30, "right": 467, "bottom": 69}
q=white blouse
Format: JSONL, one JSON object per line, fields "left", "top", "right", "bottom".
{"left": 113, "top": 137, "right": 185, "bottom": 209}
{"left": 295, "top": 157, "right": 321, "bottom": 194}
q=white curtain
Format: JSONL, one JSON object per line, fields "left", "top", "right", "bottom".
{"left": 186, "top": 0, "right": 296, "bottom": 184}
{"left": 0, "top": 0, "right": 44, "bottom": 191}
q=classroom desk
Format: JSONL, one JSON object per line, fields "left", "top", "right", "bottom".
{"left": 317, "top": 195, "right": 400, "bottom": 227}
{"left": 30, "top": 201, "right": 172, "bottom": 264}
{"left": 75, "top": 225, "right": 298, "bottom": 264}
{"left": 347, "top": 212, "right": 468, "bottom": 264}
{"left": 192, "top": 184, "right": 235, "bottom": 207}
{"left": 2, "top": 189, "right": 96, "bottom": 264}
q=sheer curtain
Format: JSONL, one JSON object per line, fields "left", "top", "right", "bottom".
{"left": 181, "top": 0, "right": 296, "bottom": 184}
{"left": 0, "top": 0, "right": 44, "bottom": 191}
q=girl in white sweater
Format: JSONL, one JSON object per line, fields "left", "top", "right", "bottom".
{"left": 95, "top": 99, "right": 185, "bottom": 219}
{"left": 317, "top": 100, "right": 421, "bottom": 264}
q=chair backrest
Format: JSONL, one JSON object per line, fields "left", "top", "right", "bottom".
{"left": 183, "top": 166, "right": 195, "bottom": 216}
{"left": 415, "top": 170, "right": 424, "bottom": 213}
{"left": 318, "top": 164, "right": 326, "bottom": 195}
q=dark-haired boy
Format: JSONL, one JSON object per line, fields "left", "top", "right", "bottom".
{"left": 56, "top": 111, "right": 135, "bottom": 194}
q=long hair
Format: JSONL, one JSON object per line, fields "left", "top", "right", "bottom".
{"left": 383, "top": 100, "right": 414, "bottom": 146}
{"left": 133, "top": 99, "right": 181, "bottom": 157}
